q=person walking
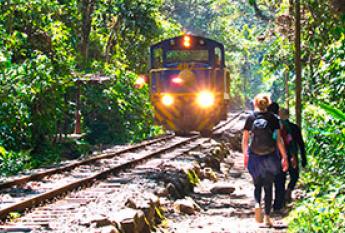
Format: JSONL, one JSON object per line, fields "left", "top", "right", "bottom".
{"left": 242, "top": 94, "right": 288, "bottom": 227}
{"left": 267, "top": 102, "right": 286, "bottom": 213}
{"left": 279, "top": 108, "right": 307, "bottom": 202}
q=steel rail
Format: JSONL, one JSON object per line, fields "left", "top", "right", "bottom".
{"left": 0, "top": 135, "right": 198, "bottom": 220}
{"left": 0, "top": 111, "right": 244, "bottom": 221}
{"left": 0, "top": 134, "right": 174, "bottom": 190}
{"left": 212, "top": 110, "right": 244, "bottom": 132}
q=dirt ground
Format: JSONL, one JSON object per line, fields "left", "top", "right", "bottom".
{"left": 159, "top": 150, "right": 290, "bottom": 233}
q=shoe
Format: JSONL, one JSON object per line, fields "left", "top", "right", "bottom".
{"left": 254, "top": 203, "right": 263, "bottom": 223}
{"left": 264, "top": 215, "right": 274, "bottom": 227}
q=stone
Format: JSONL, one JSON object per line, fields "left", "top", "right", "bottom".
{"left": 174, "top": 197, "right": 200, "bottom": 215}
{"left": 203, "top": 167, "right": 218, "bottom": 181}
{"left": 108, "top": 208, "right": 150, "bottom": 233}
{"left": 100, "top": 225, "right": 120, "bottom": 233}
{"left": 136, "top": 209, "right": 151, "bottom": 233}
{"left": 192, "top": 163, "right": 201, "bottom": 178}
{"left": 220, "top": 163, "right": 230, "bottom": 177}
{"left": 229, "top": 172, "right": 242, "bottom": 178}
{"left": 155, "top": 187, "right": 169, "bottom": 197}
{"left": 166, "top": 182, "right": 182, "bottom": 199}
{"left": 210, "top": 183, "right": 236, "bottom": 194}
{"left": 125, "top": 197, "right": 137, "bottom": 208}
{"left": 121, "top": 218, "right": 137, "bottom": 233}
{"left": 142, "top": 204, "right": 156, "bottom": 225}
{"left": 89, "top": 215, "right": 112, "bottom": 227}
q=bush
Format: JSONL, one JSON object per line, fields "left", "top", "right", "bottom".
{"left": 288, "top": 104, "right": 345, "bottom": 232}
{"left": 82, "top": 71, "right": 160, "bottom": 145}
{"left": 0, "top": 146, "right": 31, "bottom": 176}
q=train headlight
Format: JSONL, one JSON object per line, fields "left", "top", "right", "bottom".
{"left": 183, "top": 35, "right": 191, "bottom": 48}
{"left": 171, "top": 77, "right": 183, "bottom": 85}
{"left": 162, "top": 94, "right": 174, "bottom": 106}
{"left": 197, "top": 91, "right": 215, "bottom": 108}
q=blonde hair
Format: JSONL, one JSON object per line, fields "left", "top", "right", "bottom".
{"left": 253, "top": 93, "right": 271, "bottom": 111}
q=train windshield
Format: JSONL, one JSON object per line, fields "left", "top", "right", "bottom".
{"left": 166, "top": 50, "right": 209, "bottom": 64}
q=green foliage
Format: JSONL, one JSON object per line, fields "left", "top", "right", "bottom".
{"left": 288, "top": 102, "right": 345, "bottom": 233}
{"left": 317, "top": 102, "right": 345, "bottom": 122}
{"left": 254, "top": 1, "right": 345, "bottom": 232}
{"left": 8, "top": 212, "right": 21, "bottom": 221}
{"left": 0, "top": 0, "right": 180, "bottom": 176}
{"left": 82, "top": 71, "right": 158, "bottom": 145}
{"left": 186, "top": 169, "right": 200, "bottom": 186}
{"left": 288, "top": 193, "right": 345, "bottom": 232}
{"left": 0, "top": 149, "right": 31, "bottom": 176}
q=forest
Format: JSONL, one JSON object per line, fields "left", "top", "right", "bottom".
{"left": 0, "top": 0, "right": 344, "bottom": 231}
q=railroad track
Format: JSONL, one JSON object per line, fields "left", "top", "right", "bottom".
{"left": 0, "top": 111, "right": 244, "bottom": 227}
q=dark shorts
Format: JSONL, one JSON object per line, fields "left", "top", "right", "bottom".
{"left": 247, "top": 149, "right": 280, "bottom": 180}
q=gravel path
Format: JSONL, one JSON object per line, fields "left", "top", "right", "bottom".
{"left": 161, "top": 150, "right": 289, "bottom": 233}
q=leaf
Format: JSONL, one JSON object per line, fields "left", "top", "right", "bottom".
{"left": 317, "top": 102, "right": 345, "bottom": 122}
{"left": 0, "top": 146, "right": 6, "bottom": 156}
{"left": 248, "top": 0, "right": 255, "bottom": 6}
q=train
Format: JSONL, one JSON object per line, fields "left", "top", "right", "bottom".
{"left": 148, "top": 35, "right": 230, "bottom": 136}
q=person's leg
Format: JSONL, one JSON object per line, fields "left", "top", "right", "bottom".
{"left": 254, "top": 178, "right": 262, "bottom": 204}
{"left": 288, "top": 166, "right": 299, "bottom": 190}
{"left": 286, "top": 166, "right": 299, "bottom": 202}
{"left": 253, "top": 176, "right": 263, "bottom": 223}
{"left": 262, "top": 174, "right": 274, "bottom": 227}
{"left": 273, "top": 171, "right": 286, "bottom": 210}
{"left": 263, "top": 179, "right": 273, "bottom": 215}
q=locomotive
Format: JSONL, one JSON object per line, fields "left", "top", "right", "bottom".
{"left": 149, "top": 35, "right": 230, "bottom": 136}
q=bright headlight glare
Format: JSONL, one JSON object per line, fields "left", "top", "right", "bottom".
{"left": 197, "top": 91, "right": 215, "bottom": 108}
{"left": 162, "top": 94, "right": 174, "bottom": 106}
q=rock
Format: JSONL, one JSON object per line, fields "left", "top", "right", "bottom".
{"left": 203, "top": 167, "right": 218, "bottom": 181}
{"left": 220, "top": 163, "right": 230, "bottom": 177}
{"left": 166, "top": 182, "right": 182, "bottom": 199}
{"left": 210, "top": 183, "right": 236, "bottom": 194}
{"left": 109, "top": 208, "right": 137, "bottom": 232}
{"left": 121, "top": 218, "right": 137, "bottom": 233}
{"left": 136, "top": 209, "right": 151, "bottom": 233}
{"left": 89, "top": 215, "right": 112, "bottom": 227}
{"left": 229, "top": 171, "right": 242, "bottom": 178}
{"left": 109, "top": 208, "right": 150, "bottom": 233}
{"left": 139, "top": 202, "right": 156, "bottom": 226}
{"left": 192, "top": 163, "right": 201, "bottom": 178}
{"left": 174, "top": 197, "right": 200, "bottom": 215}
{"left": 125, "top": 197, "right": 137, "bottom": 208}
{"left": 224, "top": 157, "right": 235, "bottom": 168}
{"left": 155, "top": 187, "right": 169, "bottom": 197}
{"left": 100, "top": 226, "right": 120, "bottom": 233}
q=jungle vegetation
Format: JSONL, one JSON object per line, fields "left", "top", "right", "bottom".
{"left": 0, "top": 0, "right": 344, "bottom": 231}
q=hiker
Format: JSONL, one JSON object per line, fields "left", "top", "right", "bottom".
{"left": 279, "top": 108, "right": 307, "bottom": 202}
{"left": 267, "top": 102, "right": 286, "bottom": 212}
{"left": 242, "top": 94, "right": 288, "bottom": 227}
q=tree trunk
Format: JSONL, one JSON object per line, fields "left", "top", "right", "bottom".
{"left": 284, "top": 69, "right": 289, "bottom": 110}
{"left": 75, "top": 82, "right": 81, "bottom": 134}
{"left": 105, "top": 16, "right": 121, "bottom": 63}
{"left": 80, "top": 0, "right": 96, "bottom": 67}
{"left": 294, "top": 0, "right": 302, "bottom": 126}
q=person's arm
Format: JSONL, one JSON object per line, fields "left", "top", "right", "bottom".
{"left": 277, "top": 129, "right": 289, "bottom": 172}
{"left": 293, "top": 124, "right": 307, "bottom": 167}
{"left": 242, "top": 130, "right": 250, "bottom": 168}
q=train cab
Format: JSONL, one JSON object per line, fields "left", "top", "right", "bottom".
{"left": 149, "top": 35, "right": 230, "bottom": 135}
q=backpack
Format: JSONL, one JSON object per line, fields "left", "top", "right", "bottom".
{"left": 280, "top": 120, "right": 298, "bottom": 156}
{"left": 250, "top": 112, "right": 276, "bottom": 155}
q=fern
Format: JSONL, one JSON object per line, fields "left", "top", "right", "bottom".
{"left": 316, "top": 101, "right": 345, "bottom": 121}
